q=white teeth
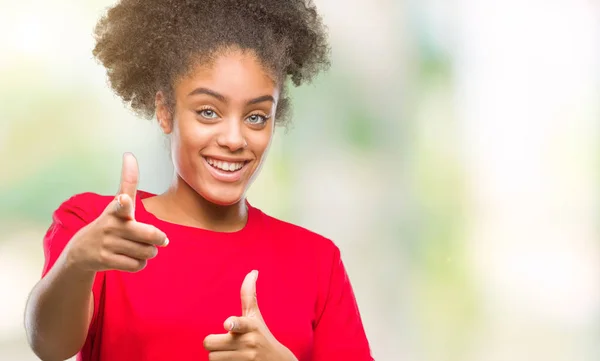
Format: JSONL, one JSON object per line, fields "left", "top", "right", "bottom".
{"left": 206, "top": 157, "right": 245, "bottom": 172}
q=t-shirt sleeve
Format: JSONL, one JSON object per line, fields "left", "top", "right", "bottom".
{"left": 312, "top": 245, "right": 374, "bottom": 361}
{"left": 41, "top": 193, "right": 105, "bottom": 337}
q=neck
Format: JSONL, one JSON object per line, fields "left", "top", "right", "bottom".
{"left": 148, "top": 175, "right": 248, "bottom": 232}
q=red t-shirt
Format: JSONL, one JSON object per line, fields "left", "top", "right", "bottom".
{"left": 41, "top": 191, "right": 373, "bottom": 361}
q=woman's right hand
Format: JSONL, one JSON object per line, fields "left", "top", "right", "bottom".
{"left": 65, "top": 153, "right": 169, "bottom": 273}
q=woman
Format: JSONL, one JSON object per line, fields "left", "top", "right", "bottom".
{"left": 24, "top": 1, "right": 373, "bottom": 360}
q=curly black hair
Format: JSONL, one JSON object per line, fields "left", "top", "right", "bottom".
{"left": 92, "top": 0, "right": 331, "bottom": 126}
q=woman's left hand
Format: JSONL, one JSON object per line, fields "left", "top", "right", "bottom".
{"left": 203, "top": 270, "right": 298, "bottom": 361}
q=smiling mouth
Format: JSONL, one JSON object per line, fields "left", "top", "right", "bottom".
{"left": 203, "top": 157, "right": 249, "bottom": 172}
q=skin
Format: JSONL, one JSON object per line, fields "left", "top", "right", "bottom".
{"left": 24, "top": 156, "right": 168, "bottom": 361}
{"left": 203, "top": 270, "right": 298, "bottom": 361}
{"left": 144, "top": 47, "right": 278, "bottom": 232}
{"left": 24, "top": 48, "right": 295, "bottom": 361}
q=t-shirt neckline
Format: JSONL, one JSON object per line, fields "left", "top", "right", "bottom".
{"left": 134, "top": 190, "right": 259, "bottom": 240}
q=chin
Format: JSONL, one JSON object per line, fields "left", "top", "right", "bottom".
{"left": 197, "top": 187, "right": 245, "bottom": 207}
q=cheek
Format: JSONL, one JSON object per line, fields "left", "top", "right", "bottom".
{"left": 171, "top": 119, "right": 211, "bottom": 163}
{"left": 251, "top": 126, "right": 275, "bottom": 156}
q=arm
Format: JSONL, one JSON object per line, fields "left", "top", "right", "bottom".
{"left": 24, "top": 196, "right": 103, "bottom": 361}
{"left": 25, "top": 155, "right": 166, "bottom": 360}
{"left": 312, "top": 246, "right": 374, "bottom": 361}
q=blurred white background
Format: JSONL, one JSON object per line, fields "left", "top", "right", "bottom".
{"left": 1, "top": 0, "right": 599, "bottom": 360}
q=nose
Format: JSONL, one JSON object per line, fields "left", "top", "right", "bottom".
{"left": 216, "top": 118, "right": 247, "bottom": 152}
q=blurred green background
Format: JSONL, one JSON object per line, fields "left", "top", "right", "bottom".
{"left": 1, "top": 0, "right": 599, "bottom": 360}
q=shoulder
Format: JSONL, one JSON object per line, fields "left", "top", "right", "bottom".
{"left": 57, "top": 191, "right": 114, "bottom": 212}
{"left": 42, "top": 192, "right": 115, "bottom": 275}
{"left": 52, "top": 192, "right": 115, "bottom": 225}
{"left": 251, "top": 205, "right": 340, "bottom": 257}
{"left": 63, "top": 191, "right": 114, "bottom": 206}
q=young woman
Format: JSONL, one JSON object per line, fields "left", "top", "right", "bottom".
{"left": 24, "top": 1, "right": 373, "bottom": 360}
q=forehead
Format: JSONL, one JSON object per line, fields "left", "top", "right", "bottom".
{"left": 175, "top": 49, "right": 279, "bottom": 99}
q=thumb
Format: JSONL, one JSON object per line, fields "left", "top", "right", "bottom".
{"left": 115, "top": 152, "right": 139, "bottom": 220}
{"left": 240, "top": 270, "right": 261, "bottom": 318}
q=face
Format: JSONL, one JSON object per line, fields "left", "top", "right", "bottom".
{"left": 156, "top": 48, "right": 278, "bottom": 206}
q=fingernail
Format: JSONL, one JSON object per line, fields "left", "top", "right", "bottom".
{"left": 253, "top": 270, "right": 259, "bottom": 280}
{"left": 228, "top": 319, "right": 236, "bottom": 331}
{"left": 116, "top": 194, "right": 123, "bottom": 208}
{"left": 162, "top": 237, "right": 169, "bottom": 247}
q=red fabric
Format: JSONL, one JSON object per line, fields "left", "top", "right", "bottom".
{"left": 42, "top": 191, "right": 373, "bottom": 361}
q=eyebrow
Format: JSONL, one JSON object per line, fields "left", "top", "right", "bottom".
{"left": 187, "top": 87, "right": 275, "bottom": 105}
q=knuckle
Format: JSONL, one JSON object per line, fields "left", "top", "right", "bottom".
{"left": 98, "top": 249, "right": 111, "bottom": 265}
{"left": 101, "top": 223, "right": 112, "bottom": 236}
{"left": 102, "top": 220, "right": 119, "bottom": 236}
{"left": 101, "top": 235, "right": 120, "bottom": 254}
{"left": 244, "top": 333, "right": 258, "bottom": 348}
{"left": 247, "top": 349, "right": 258, "bottom": 361}
{"left": 99, "top": 233, "right": 113, "bottom": 248}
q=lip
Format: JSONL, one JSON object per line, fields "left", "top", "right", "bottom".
{"left": 203, "top": 155, "right": 252, "bottom": 163}
{"left": 202, "top": 156, "right": 249, "bottom": 183}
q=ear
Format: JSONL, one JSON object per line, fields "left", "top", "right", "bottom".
{"left": 155, "top": 91, "right": 173, "bottom": 135}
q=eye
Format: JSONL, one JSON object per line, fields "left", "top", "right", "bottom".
{"left": 196, "top": 109, "right": 219, "bottom": 119}
{"left": 246, "top": 113, "right": 269, "bottom": 126}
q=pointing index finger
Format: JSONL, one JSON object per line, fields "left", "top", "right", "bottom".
{"left": 119, "top": 152, "right": 139, "bottom": 200}
{"left": 116, "top": 152, "right": 139, "bottom": 220}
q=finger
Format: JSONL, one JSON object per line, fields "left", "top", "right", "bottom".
{"left": 106, "top": 238, "right": 158, "bottom": 261}
{"left": 118, "top": 221, "right": 169, "bottom": 247}
{"left": 207, "top": 351, "right": 246, "bottom": 361}
{"left": 225, "top": 316, "right": 257, "bottom": 334}
{"left": 116, "top": 152, "right": 139, "bottom": 219}
{"left": 240, "top": 270, "right": 260, "bottom": 318}
{"left": 203, "top": 333, "right": 237, "bottom": 352}
{"left": 104, "top": 253, "right": 147, "bottom": 273}
{"left": 111, "top": 193, "right": 135, "bottom": 220}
